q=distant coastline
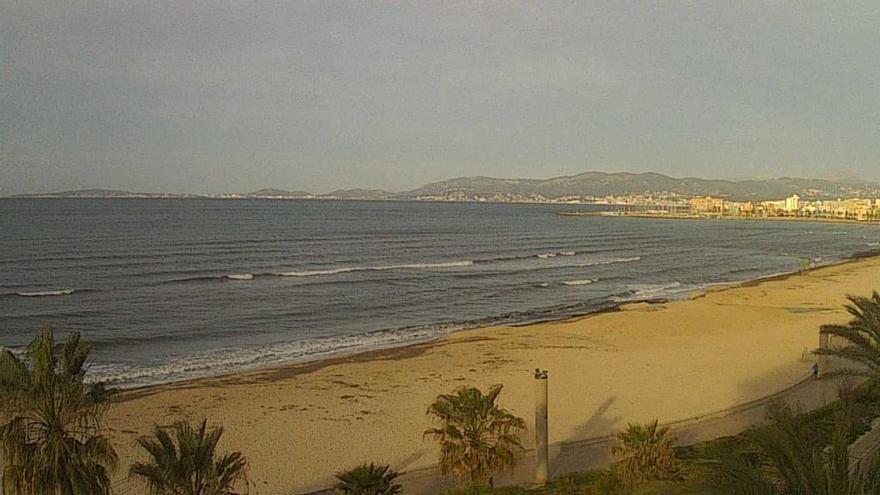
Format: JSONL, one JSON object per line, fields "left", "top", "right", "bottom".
{"left": 558, "top": 210, "right": 880, "bottom": 226}
{"left": 1, "top": 194, "right": 585, "bottom": 206}
{"left": 6, "top": 170, "right": 880, "bottom": 204}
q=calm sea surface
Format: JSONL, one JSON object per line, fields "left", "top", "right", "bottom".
{"left": 2, "top": 198, "right": 878, "bottom": 387}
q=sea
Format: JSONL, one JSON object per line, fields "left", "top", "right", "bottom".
{"left": 2, "top": 198, "right": 879, "bottom": 388}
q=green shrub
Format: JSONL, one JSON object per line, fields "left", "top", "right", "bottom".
{"left": 335, "top": 463, "right": 401, "bottom": 495}
{"left": 611, "top": 420, "right": 682, "bottom": 488}
{"left": 425, "top": 385, "right": 526, "bottom": 486}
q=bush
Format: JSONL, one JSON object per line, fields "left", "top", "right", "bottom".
{"left": 611, "top": 420, "right": 682, "bottom": 488}
{"left": 335, "top": 463, "right": 401, "bottom": 495}
{"left": 425, "top": 385, "right": 526, "bottom": 485}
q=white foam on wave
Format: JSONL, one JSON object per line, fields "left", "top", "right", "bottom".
{"left": 629, "top": 282, "right": 681, "bottom": 299}
{"left": 536, "top": 253, "right": 557, "bottom": 259}
{"left": 275, "top": 260, "right": 474, "bottom": 277}
{"left": 577, "top": 256, "right": 641, "bottom": 267}
{"left": 276, "top": 268, "right": 352, "bottom": 277}
{"left": 633, "top": 281, "right": 682, "bottom": 296}
{"left": 16, "top": 289, "right": 76, "bottom": 297}
{"left": 613, "top": 281, "right": 685, "bottom": 302}
{"left": 562, "top": 278, "right": 598, "bottom": 286}
{"left": 226, "top": 274, "right": 254, "bottom": 280}
{"left": 559, "top": 251, "right": 576, "bottom": 256}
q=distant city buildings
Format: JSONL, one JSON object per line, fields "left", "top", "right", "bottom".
{"left": 204, "top": 188, "right": 880, "bottom": 222}
{"left": 681, "top": 194, "right": 880, "bottom": 222}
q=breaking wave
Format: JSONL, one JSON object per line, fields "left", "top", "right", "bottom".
{"left": 536, "top": 251, "right": 577, "bottom": 259}
{"left": 577, "top": 256, "right": 641, "bottom": 267}
{"left": 90, "top": 323, "right": 464, "bottom": 387}
{"left": 613, "top": 282, "right": 688, "bottom": 302}
{"left": 149, "top": 251, "right": 643, "bottom": 286}
{"left": 275, "top": 260, "right": 475, "bottom": 277}
{"left": 562, "top": 278, "right": 599, "bottom": 286}
{"left": 14, "top": 289, "right": 77, "bottom": 297}
{"left": 88, "top": 298, "right": 620, "bottom": 388}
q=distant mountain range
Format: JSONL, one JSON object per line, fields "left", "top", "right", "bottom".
{"left": 246, "top": 188, "right": 313, "bottom": 198}
{"left": 12, "top": 172, "right": 880, "bottom": 202}
{"left": 404, "top": 172, "right": 880, "bottom": 201}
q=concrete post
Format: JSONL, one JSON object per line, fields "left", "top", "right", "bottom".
{"left": 534, "top": 369, "right": 549, "bottom": 485}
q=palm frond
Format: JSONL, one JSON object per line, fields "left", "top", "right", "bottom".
{"left": 0, "top": 327, "right": 117, "bottom": 495}
{"left": 710, "top": 401, "right": 876, "bottom": 495}
{"left": 612, "top": 419, "right": 682, "bottom": 487}
{"left": 335, "top": 463, "right": 401, "bottom": 495}
{"left": 131, "top": 418, "right": 249, "bottom": 495}
{"left": 424, "top": 384, "right": 525, "bottom": 485}
{"left": 815, "top": 293, "right": 880, "bottom": 378}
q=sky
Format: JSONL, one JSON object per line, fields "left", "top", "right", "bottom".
{"left": 2, "top": 1, "right": 879, "bottom": 195}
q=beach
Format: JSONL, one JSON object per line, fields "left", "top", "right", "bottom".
{"left": 105, "top": 255, "right": 880, "bottom": 494}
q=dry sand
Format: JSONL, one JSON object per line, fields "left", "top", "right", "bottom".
{"left": 105, "top": 256, "right": 880, "bottom": 494}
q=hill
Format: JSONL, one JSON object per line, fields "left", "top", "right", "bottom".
{"left": 11, "top": 172, "right": 880, "bottom": 202}
{"left": 246, "top": 189, "right": 313, "bottom": 198}
{"left": 401, "top": 172, "right": 880, "bottom": 202}
{"left": 322, "top": 188, "right": 394, "bottom": 200}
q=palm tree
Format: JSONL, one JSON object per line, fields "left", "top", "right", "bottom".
{"left": 0, "top": 327, "right": 118, "bottom": 495}
{"left": 611, "top": 419, "right": 681, "bottom": 487}
{"left": 130, "top": 419, "right": 248, "bottom": 495}
{"left": 335, "top": 463, "right": 401, "bottom": 495}
{"left": 424, "top": 384, "right": 526, "bottom": 486}
{"left": 712, "top": 402, "right": 880, "bottom": 494}
{"left": 815, "top": 292, "right": 880, "bottom": 377}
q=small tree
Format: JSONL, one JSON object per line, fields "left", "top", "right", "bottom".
{"left": 815, "top": 291, "right": 880, "bottom": 377}
{"left": 425, "top": 384, "right": 526, "bottom": 486}
{"left": 335, "top": 463, "right": 401, "bottom": 495}
{"left": 130, "top": 419, "right": 248, "bottom": 495}
{"left": 611, "top": 419, "right": 681, "bottom": 487}
{"left": 0, "top": 327, "right": 118, "bottom": 495}
{"left": 712, "top": 402, "right": 880, "bottom": 494}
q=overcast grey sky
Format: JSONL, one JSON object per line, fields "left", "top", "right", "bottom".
{"left": 2, "top": 2, "right": 879, "bottom": 194}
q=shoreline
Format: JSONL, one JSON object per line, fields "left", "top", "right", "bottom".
{"left": 110, "top": 252, "right": 877, "bottom": 395}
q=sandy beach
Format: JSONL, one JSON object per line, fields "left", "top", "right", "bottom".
{"left": 105, "top": 255, "right": 880, "bottom": 494}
